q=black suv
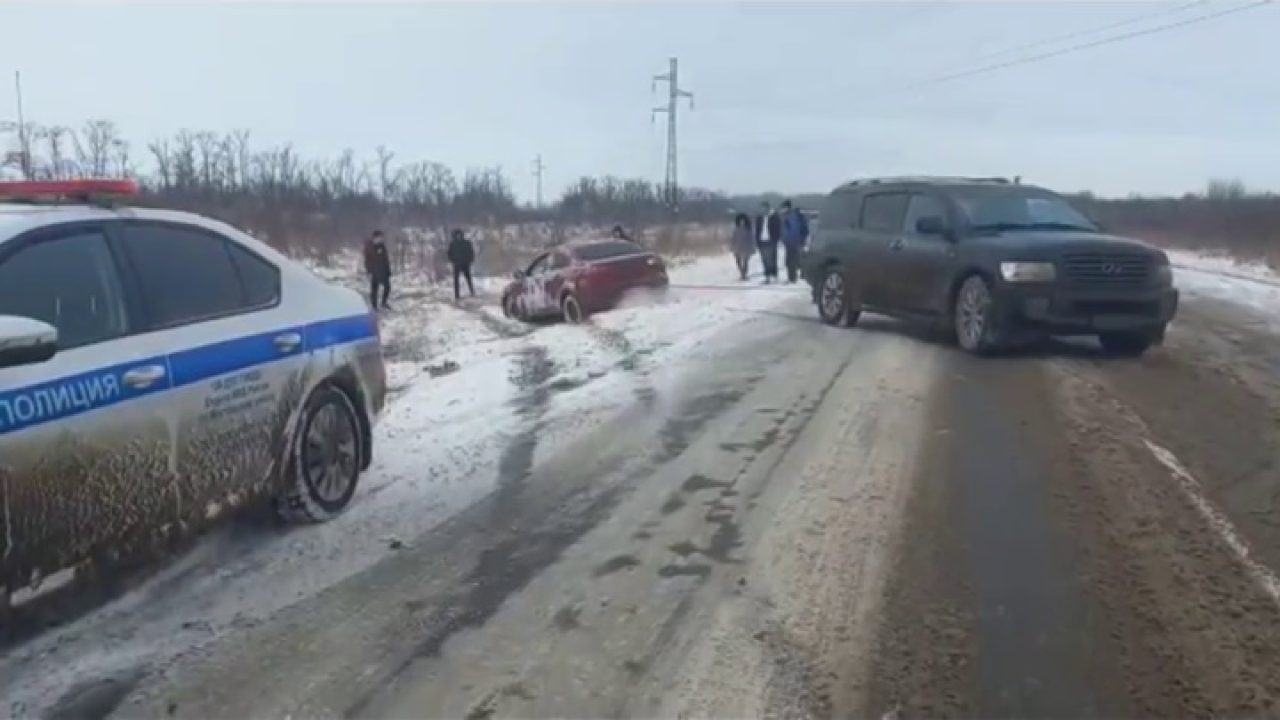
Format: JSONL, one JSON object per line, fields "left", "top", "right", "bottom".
{"left": 803, "top": 176, "right": 1179, "bottom": 356}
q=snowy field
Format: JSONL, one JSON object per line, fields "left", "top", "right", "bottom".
{"left": 1169, "top": 249, "right": 1280, "bottom": 329}
{"left": 0, "top": 252, "right": 808, "bottom": 718}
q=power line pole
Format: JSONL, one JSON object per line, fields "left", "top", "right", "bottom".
{"left": 532, "top": 154, "right": 546, "bottom": 208}
{"left": 652, "top": 57, "right": 693, "bottom": 212}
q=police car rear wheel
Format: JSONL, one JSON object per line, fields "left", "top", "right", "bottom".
{"left": 279, "top": 384, "right": 363, "bottom": 523}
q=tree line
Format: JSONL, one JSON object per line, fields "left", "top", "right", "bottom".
{"left": 0, "top": 119, "right": 733, "bottom": 259}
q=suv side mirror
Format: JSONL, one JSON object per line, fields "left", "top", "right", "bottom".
{"left": 916, "top": 216, "right": 947, "bottom": 236}
{"left": 512, "top": 270, "right": 526, "bottom": 280}
{"left": 0, "top": 316, "right": 59, "bottom": 369}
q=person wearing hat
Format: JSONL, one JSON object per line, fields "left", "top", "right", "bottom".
{"left": 363, "top": 229, "right": 393, "bottom": 310}
{"left": 447, "top": 228, "right": 477, "bottom": 301}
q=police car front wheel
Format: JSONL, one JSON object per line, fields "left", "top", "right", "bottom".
{"left": 278, "top": 384, "right": 363, "bottom": 523}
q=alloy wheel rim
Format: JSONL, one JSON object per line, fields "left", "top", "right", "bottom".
{"left": 959, "top": 283, "right": 988, "bottom": 347}
{"left": 821, "top": 272, "right": 845, "bottom": 319}
{"left": 305, "top": 403, "right": 357, "bottom": 503}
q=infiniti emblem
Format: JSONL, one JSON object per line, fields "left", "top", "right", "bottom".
{"left": 1100, "top": 263, "right": 1122, "bottom": 274}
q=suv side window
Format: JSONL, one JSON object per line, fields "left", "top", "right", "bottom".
{"left": 119, "top": 223, "right": 254, "bottom": 329}
{"left": 860, "top": 192, "right": 909, "bottom": 232}
{"left": 902, "top": 193, "right": 947, "bottom": 235}
{"left": 822, "top": 191, "right": 859, "bottom": 228}
{"left": 0, "top": 229, "right": 129, "bottom": 350}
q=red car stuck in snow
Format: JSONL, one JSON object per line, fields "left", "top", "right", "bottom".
{"left": 501, "top": 239, "right": 669, "bottom": 323}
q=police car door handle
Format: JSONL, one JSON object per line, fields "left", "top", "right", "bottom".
{"left": 273, "top": 332, "right": 303, "bottom": 353}
{"left": 122, "top": 365, "right": 167, "bottom": 389}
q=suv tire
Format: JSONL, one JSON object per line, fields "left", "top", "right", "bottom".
{"left": 817, "top": 265, "right": 860, "bottom": 327}
{"left": 954, "top": 275, "right": 1000, "bottom": 355}
{"left": 1099, "top": 331, "right": 1154, "bottom": 357}
{"left": 278, "top": 384, "right": 363, "bottom": 523}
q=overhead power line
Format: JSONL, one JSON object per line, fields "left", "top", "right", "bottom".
{"left": 961, "top": 0, "right": 1209, "bottom": 65}
{"left": 901, "top": 0, "right": 1271, "bottom": 93}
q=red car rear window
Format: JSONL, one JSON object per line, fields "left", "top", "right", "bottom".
{"left": 573, "top": 241, "right": 644, "bottom": 261}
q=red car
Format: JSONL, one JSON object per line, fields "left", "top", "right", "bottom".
{"left": 502, "top": 239, "right": 669, "bottom": 323}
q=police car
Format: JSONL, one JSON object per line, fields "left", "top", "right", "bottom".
{"left": 0, "top": 179, "right": 386, "bottom": 609}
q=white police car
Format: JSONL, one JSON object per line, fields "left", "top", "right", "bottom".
{"left": 0, "top": 180, "right": 386, "bottom": 609}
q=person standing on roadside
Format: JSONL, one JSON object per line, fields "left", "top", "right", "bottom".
{"left": 781, "top": 199, "right": 810, "bottom": 284}
{"left": 730, "top": 212, "right": 755, "bottom": 281}
{"left": 447, "top": 228, "right": 476, "bottom": 301}
{"left": 754, "top": 201, "right": 782, "bottom": 284}
{"left": 363, "top": 229, "right": 392, "bottom": 310}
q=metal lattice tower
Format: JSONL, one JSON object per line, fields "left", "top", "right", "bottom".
{"left": 532, "top": 154, "right": 547, "bottom": 208}
{"left": 652, "top": 57, "right": 693, "bottom": 211}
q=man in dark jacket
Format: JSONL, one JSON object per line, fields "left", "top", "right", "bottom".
{"left": 754, "top": 201, "right": 782, "bottom": 283}
{"left": 447, "top": 228, "right": 476, "bottom": 300}
{"left": 780, "top": 199, "right": 810, "bottom": 283}
{"left": 363, "top": 229, "right": 392, "bottom": 310}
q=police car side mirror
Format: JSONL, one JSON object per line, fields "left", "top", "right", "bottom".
{"left": 0, "top": 316, "right": 59, "bottom": 369}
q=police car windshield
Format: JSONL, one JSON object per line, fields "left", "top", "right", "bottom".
{"left": 575, "top": 241, "right": 644, "bottom": 261}
{"left": 954, "top": 188, "right": 1097, "bottom": 233}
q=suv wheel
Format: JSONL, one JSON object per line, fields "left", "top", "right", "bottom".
{"left": 955, "top": 275, "right": 999, "bottom": 354}
{"left": 278, "top": 384, "right": 363, "bottom": 523}
{"left": 1099, "top": 331, "right": 1154, "bottom": 357}
{"left": 818, "top": 265, "right": 860, "bottom": 327}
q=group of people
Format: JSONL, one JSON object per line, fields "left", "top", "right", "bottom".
{"left": 362, "top": 228, "right": 478, "bottom": 310}
{"left": 730, "top": 200, "right": 810, "bottom": 283}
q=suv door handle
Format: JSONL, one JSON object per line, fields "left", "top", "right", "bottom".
{"left": 274, "top": 332, "right": 303, "bottom": 353}
{"left": 122, "top": 365, "right": 167, "bottom": 389}
{"left": 889, "top": 238, "right": 905, "bottom": 251}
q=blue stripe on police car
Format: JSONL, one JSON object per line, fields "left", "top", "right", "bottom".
{"left": 0, "top": 313, "right": 377, "bottom": 438}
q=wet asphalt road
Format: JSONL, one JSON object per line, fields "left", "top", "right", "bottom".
{"left": 28, "top": 290, "right": 1280, "bottom": 719}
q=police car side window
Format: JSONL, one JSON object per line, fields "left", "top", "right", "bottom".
{"left": 227, "top": 243, "right": 280, "bottom": 308}
{"left": 0, "top": 230, "right": 129, "bottom": 349}
{"left": 120, "top": 224, "right": 247, "bottom": 329}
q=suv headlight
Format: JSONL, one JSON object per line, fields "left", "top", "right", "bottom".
{"left": 1000, "top": 261, "right": 1056, "bottom": 283}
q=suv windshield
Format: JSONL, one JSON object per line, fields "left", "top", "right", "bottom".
{"left": 953, "top": 188, "right": 1097, "bottom": 233}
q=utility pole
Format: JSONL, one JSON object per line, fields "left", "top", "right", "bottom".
{"left": 14, "top": 70, "right": 30, "bottom": 179}
{"left": 652, "top": 57, "right": 693, "bottom": 212}
{"left": 532, "top": 154, "right": 546, "bottom": 208}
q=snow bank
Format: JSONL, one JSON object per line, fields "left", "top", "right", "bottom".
{"left": 1169, "top": 250, "right": 1280, "bottom": 330}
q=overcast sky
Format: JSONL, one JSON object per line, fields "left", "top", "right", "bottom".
{"left": 1, "top": 1, "right": 1275, "bottom": 200}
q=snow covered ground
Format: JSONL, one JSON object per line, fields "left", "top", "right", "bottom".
{"left": 0, "top": 252, "right": 808, "bottom": 718}
{"left": 1169, "top": 249, "right": 1280, "bottom": 329}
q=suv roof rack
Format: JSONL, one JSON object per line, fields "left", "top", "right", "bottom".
{"left": 836, "top": 176, "right": 1011, "bottom": 191}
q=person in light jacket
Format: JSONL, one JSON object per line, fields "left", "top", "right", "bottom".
{"left": 730, "top": 212, "right": 755, "bottom": 281}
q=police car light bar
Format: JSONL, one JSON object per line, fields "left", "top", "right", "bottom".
{"left": 0, "top": 179, "right": 139, "bottom": 203}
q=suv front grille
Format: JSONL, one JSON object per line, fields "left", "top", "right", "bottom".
{"left": 1062, "top": 252, "right": 1151, "bottom": 287}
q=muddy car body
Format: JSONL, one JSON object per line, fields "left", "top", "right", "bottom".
{"left": 0, "top": 180, "right": 386, "bottom": 615}
{"left": 502, "top": 239, "right": 668, "bottom": 323}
